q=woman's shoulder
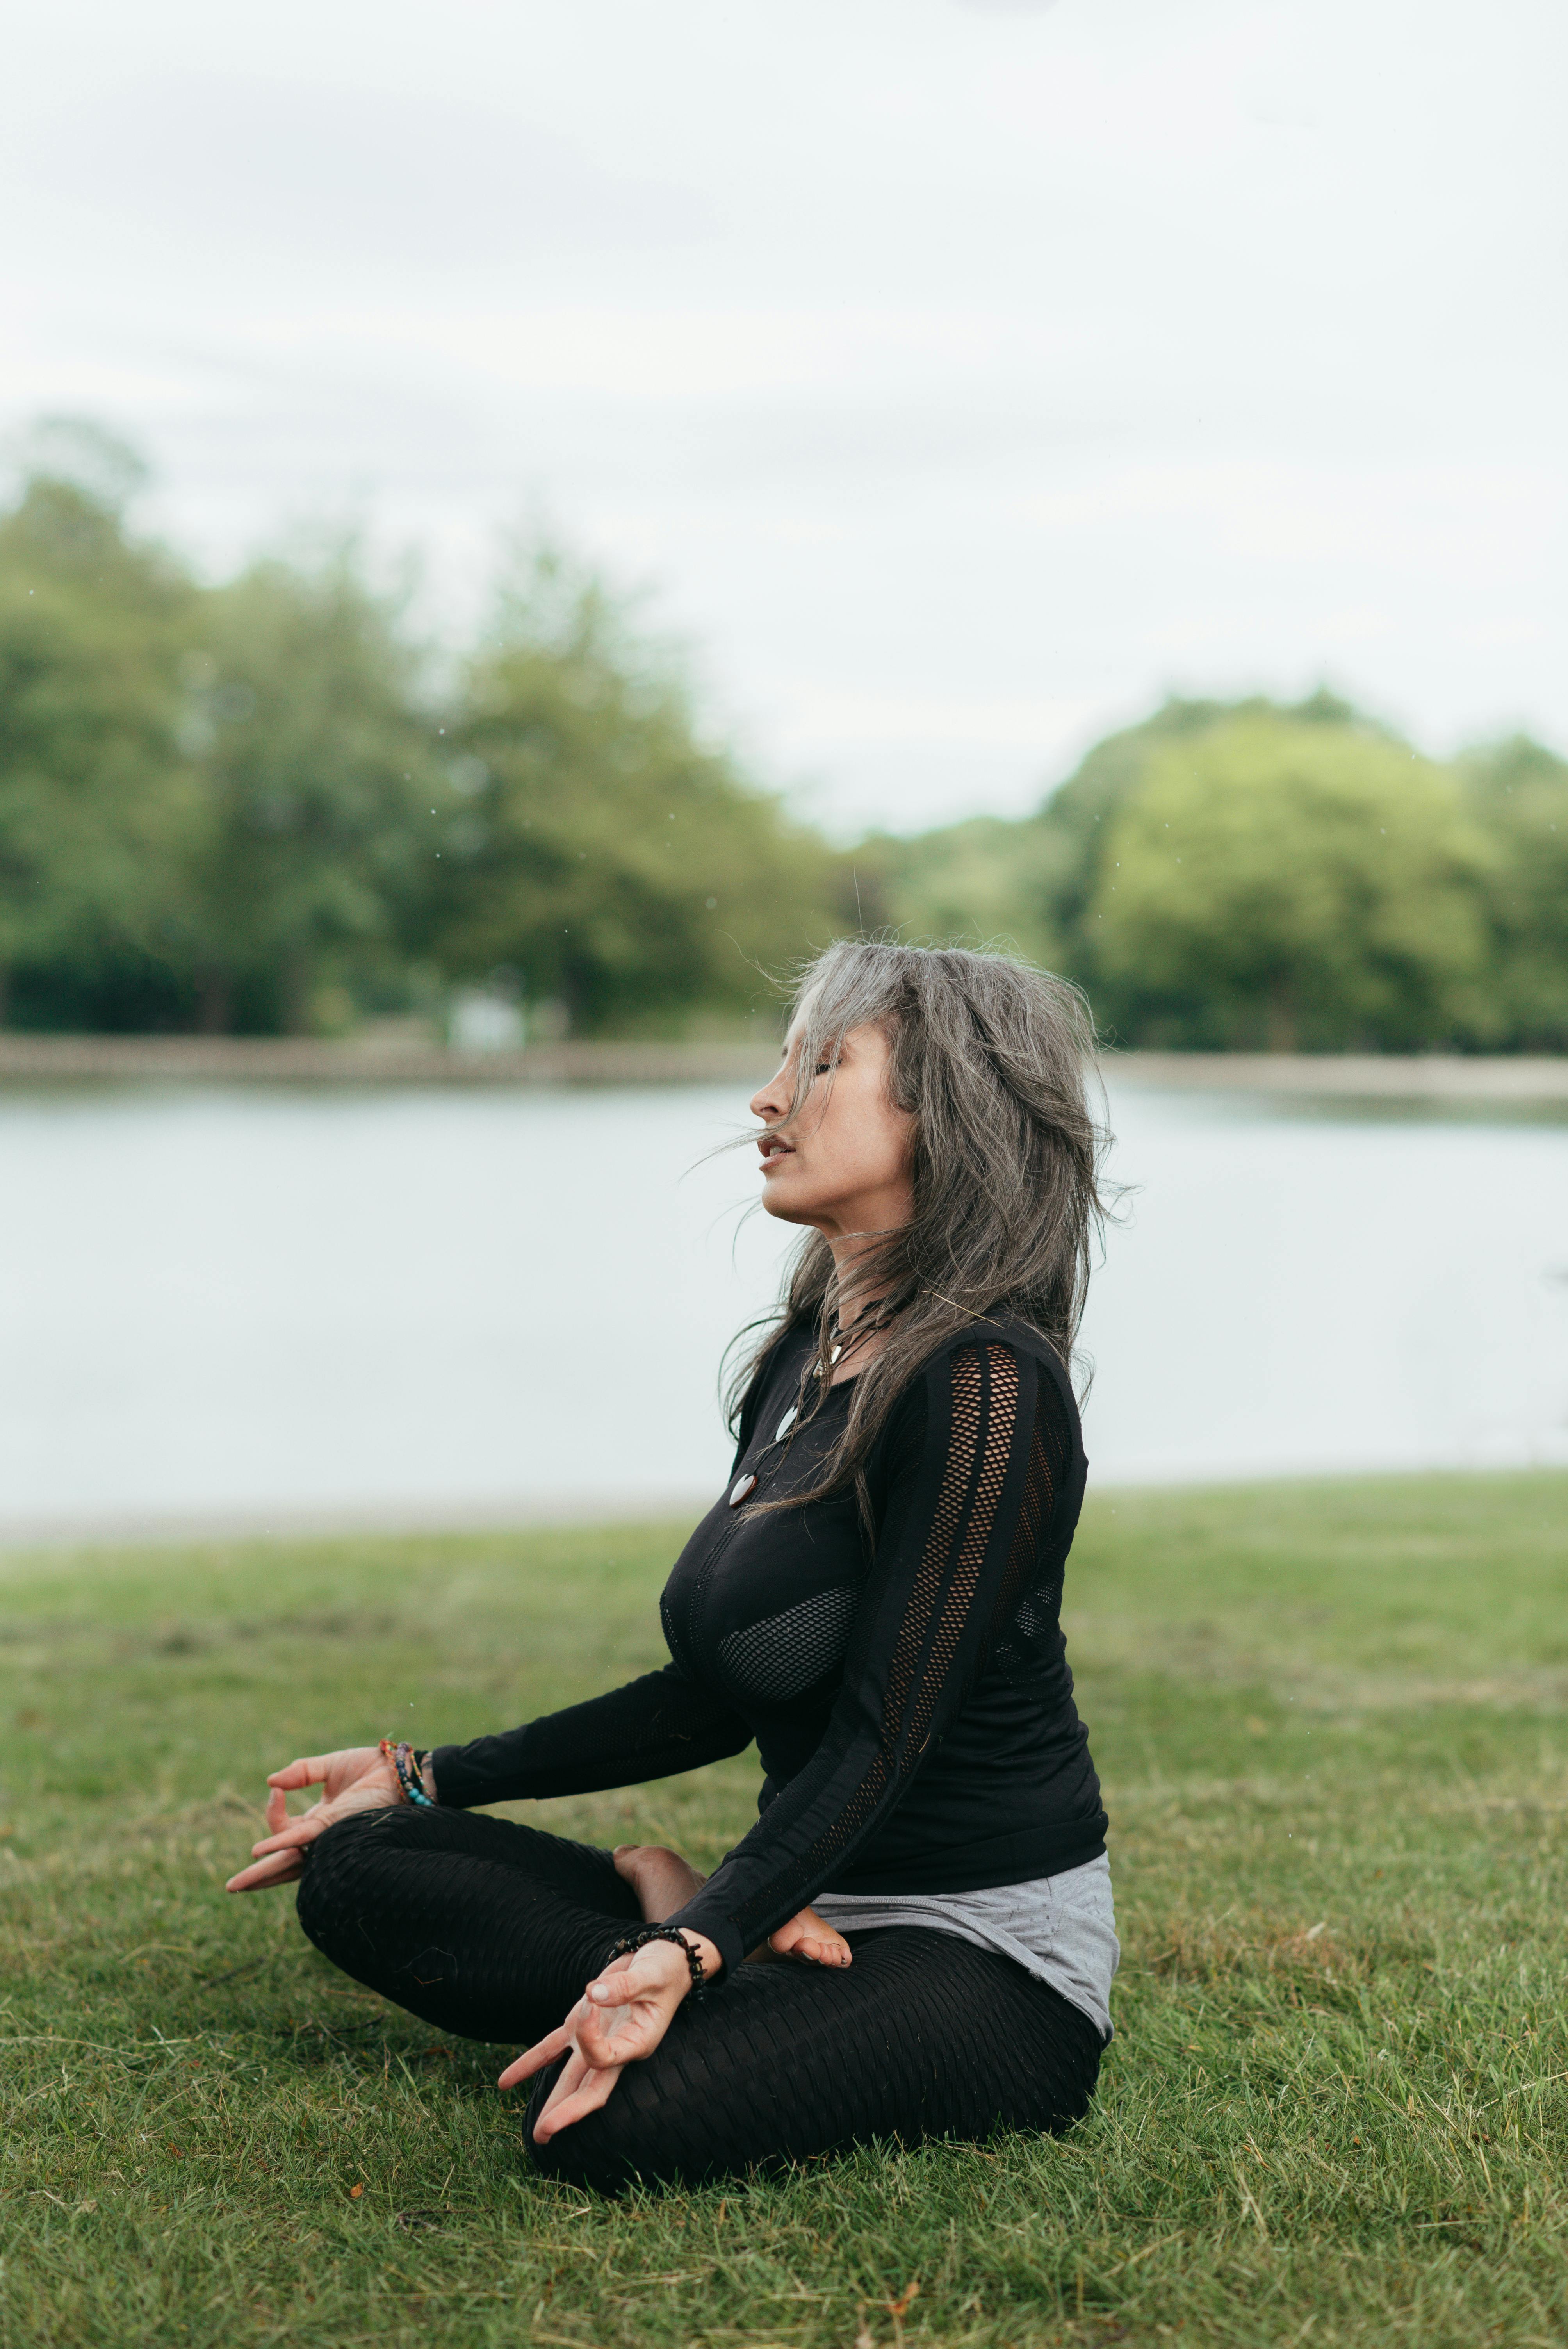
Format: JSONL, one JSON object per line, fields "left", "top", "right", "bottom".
{"left": 876, "top": 1312, "right": 1080, "bottom": 1456}
{"left": 912, "top": 1310, "right": 1074, "bottom": 1392}
{"left": 871, "top": 1313, "right": 1084, "bottom": 1504}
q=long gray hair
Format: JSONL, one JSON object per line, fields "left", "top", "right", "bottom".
{"left": 727, "top": 938, "right": 1111, "bottom": 1509}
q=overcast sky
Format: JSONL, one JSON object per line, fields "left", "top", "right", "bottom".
{"left": 3, "top": 0, "right": 1564, "bottom": 836}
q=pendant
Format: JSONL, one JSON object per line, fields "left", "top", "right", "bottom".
{"left": 728, "top": 1472, "right": 757, "bottom": 1508}
{"left": 774, "top": 1406, "right": 797, "bottom": 1442}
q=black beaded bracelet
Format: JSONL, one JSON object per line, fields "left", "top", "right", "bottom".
{"left": 603, "top": 1922, "right": 712, "bottom": 1998}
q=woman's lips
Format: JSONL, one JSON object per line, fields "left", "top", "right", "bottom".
{"left": 759, "top": 1139, "right": 795, "bottom": 1171}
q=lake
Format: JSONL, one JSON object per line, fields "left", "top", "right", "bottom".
{"left": 2, "top": 1080, "right": 1565, "bottom": 1537}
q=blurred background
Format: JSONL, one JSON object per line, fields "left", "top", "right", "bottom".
{"left": 2, "top": 0, "right": 1565, "bottom": 1535}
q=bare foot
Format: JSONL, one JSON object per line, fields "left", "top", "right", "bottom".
{"left": 613, "top": 1842, "right": 707, "bottom": 1922}
{"left": 612, "top": 1846, "right": 851, "bottom": 1971}
{"left": 767, "top": 1905, "right": 852, "bottom": 1967}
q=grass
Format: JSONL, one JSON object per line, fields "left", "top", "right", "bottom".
{"left": 2, "top": 1469, "right": 1567, "bottom": 2348}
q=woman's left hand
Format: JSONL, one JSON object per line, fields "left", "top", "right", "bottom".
{"left": 225, "top": 1746, "right": 400, "bottom": 1893}
{"left": 497, "top": 1934, "right": 716, "bottom": 2140}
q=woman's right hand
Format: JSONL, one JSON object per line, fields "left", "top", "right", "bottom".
{"left": 225, "top": 1745, "right": 399, "bottom": 1893}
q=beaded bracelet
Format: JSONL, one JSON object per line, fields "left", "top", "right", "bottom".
{"left": 380, "top": 1738, "right": 437, "bottom": 1808}
{"left": 603, "top": 1922, "right": 711, "bottom": 1999}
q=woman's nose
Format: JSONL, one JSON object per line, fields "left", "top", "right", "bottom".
{"left": 749, "top": 1063, "right": 791, "bottom": 1121}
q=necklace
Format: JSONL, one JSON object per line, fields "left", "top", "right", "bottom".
{"left": 823, "top": 1294, "right": 902, "bottom": 1365}
{"left": 728, "top": 1296, "right": 905, "bottom": 1508}
{"left": 768, "top": 1299, "right": 902, "bottom": 1443}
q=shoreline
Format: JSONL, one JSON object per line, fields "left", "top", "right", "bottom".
{"left": 1, "top": 1032, "right": 1566, "bottom": 1102}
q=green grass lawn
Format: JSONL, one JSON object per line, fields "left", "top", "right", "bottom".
{"left": 3, "top": 1471, "right": 1567, "bottom": 2348}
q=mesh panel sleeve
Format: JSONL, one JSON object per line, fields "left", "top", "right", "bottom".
{"left": 429, "top": 1663, "right": 754, "bottom": 1809}
{"left": 667, "top": 1338, "right": 1047, "bottom": 1977}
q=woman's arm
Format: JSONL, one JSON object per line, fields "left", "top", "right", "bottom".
{"left": 662, "top": 1337, "right": 1057, "bottom": 1977}
{"left": 226, "top": 1665, "right": 753, "bottom": 1892}
{"left": 428, "top": 1661, "right": 753, "bottom": 1807}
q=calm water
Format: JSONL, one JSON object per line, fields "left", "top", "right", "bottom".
{"left": 2, "top": 1082, "right": 1566, "bottom": 1535}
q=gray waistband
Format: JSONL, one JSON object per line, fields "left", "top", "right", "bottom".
{"left": 812, "top": 1852, "right": 1118, "bottom": 2041}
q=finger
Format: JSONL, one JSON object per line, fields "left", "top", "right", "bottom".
{"left": 247, "top": 1814, "right": 332, "bottom": 1858}
{"left": 497, "top": 2020, "right": 578, "bottom": 2091}
{"left": 226, "top": 1848, "right": 305, "bottom": 1892}
{"left": 573, "top": 2004, "right": 647, "bottom": 2068}
{"left": 531, "top": 2062, "right": 624, "bottom": 2141}
{"left": 582, "top": 1952, "right": 641, "bottom": 1999}
{"left": 539, "top": 2049, "right": 592, "bottom": 2115}
{"left": 589, "top": 1950, "right": 637, "bottom": 1982}
{"left": 265, "top": 1785, "right": 289, "bottom": 1834}
{"left": 584, "top": 1948, "right": 667, "bottom": 2003}
{"left": 519, "top": 2044, "right": 591, "bottom": 2125}
{"left": 265, "top": 1756, "right": 335, "bottom": 1791}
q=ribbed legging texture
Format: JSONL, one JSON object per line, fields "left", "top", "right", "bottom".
{"left": 297, "top": 1806, "right": 1103, "bottom": 2195}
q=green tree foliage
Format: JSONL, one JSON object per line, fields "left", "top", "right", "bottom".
{"left": 863, "top": 695, "right": 1365, "bottom": 979}
{"left": 866, "top": 692, "right": 1561, "bottom": 1053}
{"left": 1039, "top": 693, "right": 1368, "bottom": 982}
{"left": 435, "top": 554, "right": 840, "bottom": 1033}
{"left": 1086, "top": 715, "right": 1493, "bottom": 1049}
{"left": 0, "top": 440, "right": 841, "bottom": 1039}
{"left": 0, "top": 462, "right": 202, "bottom": 1028}
{"left": 2, "top": 421, "right": 1564, "bottom": 1050}
{"left": 852, "top": 813, "right": 1070, "bottom": 968}
{"left": 1458, "top": 736, "right": 1568, "bottom": 1049}
{"left": 178, "top": 553, "right": 441, "bottom": 1033}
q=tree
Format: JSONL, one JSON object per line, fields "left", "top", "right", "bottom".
{"left": 178, "top": 551, "right": 442, "bottom": 1032}
{"left": 1086, "top": 713, "right": 1492, "bottom": 1049}
{"left": 850, "top": 813, "right": 1071, "bottom": 968}
{"left": 7, "top": 410, "right": 1554, "bottom": 1053}
{"left": 1035, "top": 690, "right": 1377, "bottom": 992}
{"left": 840, "top": 693, "right": 1388, "bottom": 1024}
{"left": 436, "top": 553, "right": 839, "bottom": 1034}
{"left": 1458, "top": 736, "right": 1568, "bottom": 1050}
{"left": 0, "top": 465, "right": 203, "bottom": 1028}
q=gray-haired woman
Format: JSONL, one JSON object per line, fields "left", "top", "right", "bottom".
{"left": 228, "top": 941, "right": 1119, "bottom": 2192}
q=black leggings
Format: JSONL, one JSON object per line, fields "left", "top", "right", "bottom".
{"left": 296, "top": 1805, "right": 1103, "bottom": 2194}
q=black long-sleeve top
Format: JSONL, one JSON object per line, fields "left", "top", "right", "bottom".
{"left": 431, "top": 1315, "right": 1107, "bottom": 1980}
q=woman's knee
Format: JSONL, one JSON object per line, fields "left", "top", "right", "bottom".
{"left": 294, "top": 1805, "right": 404, "bottom": 1942}
{"left": 522, "top": 2066, "right": 707, "bottom": 2196}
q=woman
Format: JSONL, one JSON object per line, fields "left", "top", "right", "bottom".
{"left": 228, "top": 939, "right": 1117, "bottom": 2192}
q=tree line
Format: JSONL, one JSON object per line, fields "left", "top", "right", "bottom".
{"left": 862, "top": 695, "right": 1568, "bottom": 1053}
{"left": 2, "top": 434, "right": 1564, "bottom": 1051}
{"left": 0, "top": 443, "right": 836, "bottom": 1040}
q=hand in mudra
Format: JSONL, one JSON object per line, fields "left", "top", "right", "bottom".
{"left": 499, "top": 1940, "right": 695, "bottom": 2140}
{"left": 501, "top": 1845, "right": 853, "bottom": 2138}
{"left": 225, "top": 1746, "right": 399, "bottom": 1893}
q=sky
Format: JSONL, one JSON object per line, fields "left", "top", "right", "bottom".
{"left": 2, "top": 0, "right": 1564, "bottom": 838}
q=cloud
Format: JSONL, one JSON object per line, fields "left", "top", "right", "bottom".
{"left": 17, "top": 76, "right": 715, "bottom": 271}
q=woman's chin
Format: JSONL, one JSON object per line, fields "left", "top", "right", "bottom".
{"left": 759, "top": 1178, "right": 818, "bottom": 1226}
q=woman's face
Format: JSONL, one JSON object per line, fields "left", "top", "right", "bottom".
{"left": 749, "top": 1020, "right": 915, "bottom": 1243}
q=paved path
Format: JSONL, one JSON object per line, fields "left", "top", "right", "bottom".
{"left": 0, "top": 1033, "right": 1565, "bottom": 1101}
{"left": 1108, "top": 1052, "right": 1568, "bottom": 1103}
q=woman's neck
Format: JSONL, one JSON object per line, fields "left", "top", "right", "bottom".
{"left": 823, "top": 1246, "right": 903, "bottom": 1385}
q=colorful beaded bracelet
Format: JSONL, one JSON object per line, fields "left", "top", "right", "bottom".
{"left": 380, "top": 1738, "right": 437, "bottom": 1808}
